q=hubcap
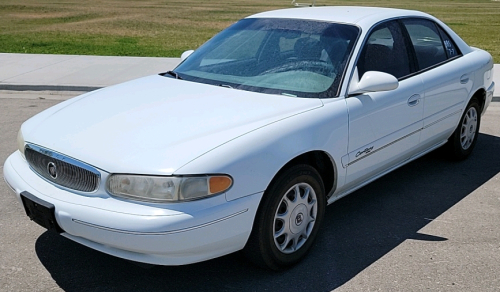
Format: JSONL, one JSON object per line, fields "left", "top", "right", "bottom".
{"left": 273, "top": 183, "right": 317, "bottom": 254}
{"left": 460, "top": 107, "right": 478, "bottom": 150}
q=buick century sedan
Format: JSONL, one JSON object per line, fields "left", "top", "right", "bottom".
{"left": 4, "top": 6, "right": 495, "bottom": 270}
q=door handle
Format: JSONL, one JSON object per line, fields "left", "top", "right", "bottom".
{"left": 460, "top": 74, "right": 469, "bottom": 84}
{"left": 407, "top": 94, "right": 421, "bottom": 107}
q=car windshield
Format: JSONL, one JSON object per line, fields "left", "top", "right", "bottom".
{"left": 172, "top": 18, "right": 359, "bottom": 98}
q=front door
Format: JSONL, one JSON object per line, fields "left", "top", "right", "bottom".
{"left": 343, "top": 20, "right": 424, "bottom": 190}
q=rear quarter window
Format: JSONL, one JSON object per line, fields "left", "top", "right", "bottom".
{"left": 437, "top": 26, "right": 461, "bottom": 59}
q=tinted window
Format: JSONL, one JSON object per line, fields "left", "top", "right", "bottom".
{"left": 402, "top": 19, "right": 448, "bottom": 70}
{"left": 174, "top": 18, "right": 359, "bottom": 98}
{"left": 357, "top": 20, "right": 411, "bottom": 79}
{"left": 437, "top": 26, "right": 461, "bottom": 59}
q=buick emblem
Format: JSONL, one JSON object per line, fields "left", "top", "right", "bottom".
{"left": 47, "top": 162, "right": 57, "bottom": 179}
{"left": 295, "top": 213, "right": 304, "bottom": 226}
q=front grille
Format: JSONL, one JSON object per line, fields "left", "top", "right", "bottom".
{"left": 25, "top": 145, "right": 100, "bottom": 193}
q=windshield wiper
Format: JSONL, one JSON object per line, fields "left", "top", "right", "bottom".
{"left": 219, "top": 84, "right": 233, "bottom": 89}
{"left": 164, "top": 70, "right": 182, "bottom": 80}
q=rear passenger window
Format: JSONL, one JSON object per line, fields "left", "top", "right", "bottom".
{"left": 402, "top": 19, "right": 449, "bottom": 70}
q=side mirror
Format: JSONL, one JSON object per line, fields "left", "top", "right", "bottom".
{"left": 349, "top": 69, "right": 399, "bottom": 95}
{"left": 180, "top": 50, "right": 194, "bottom": 62}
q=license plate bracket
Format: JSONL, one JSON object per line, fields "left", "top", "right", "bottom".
{"left": 20, "top": 191, "right": 63, "bottom": 233}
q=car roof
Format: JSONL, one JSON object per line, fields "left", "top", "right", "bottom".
{"left": 248, "top": 6, "right": 431, "bottom": 26}
{"left": 247, "top": 6, "right": 472, "bottom": 56}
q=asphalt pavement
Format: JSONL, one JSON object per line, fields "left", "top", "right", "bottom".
{"left": 1, "top": 54, "right": 500, "bottom": 291}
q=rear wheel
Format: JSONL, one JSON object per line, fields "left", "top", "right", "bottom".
{"left": 446, "top": 98, "right": 481, "bottom": 160}
{"left": 244, "top": 164, "right": 326, "bottom": 270}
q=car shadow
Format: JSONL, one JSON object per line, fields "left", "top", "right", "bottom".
{"left": 35, "top": 133, "right": 500, "bottom": 292}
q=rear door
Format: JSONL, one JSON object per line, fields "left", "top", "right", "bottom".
{"left": 400, "top": 18, "right": 472, "bottom": 149}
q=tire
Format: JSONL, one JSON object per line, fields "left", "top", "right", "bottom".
{"left": 244, "top": 164, "right": 326, "bottom": 270}
{"left": 446, "top": 98, "right": 481, "bottom": 160}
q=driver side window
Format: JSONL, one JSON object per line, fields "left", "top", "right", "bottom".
{"left": 357, "top": 21, "right": 411, "bottom": 79}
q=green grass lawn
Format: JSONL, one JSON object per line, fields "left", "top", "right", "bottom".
{"left": 0, "top": 0, "right": 499, "bottom": 62}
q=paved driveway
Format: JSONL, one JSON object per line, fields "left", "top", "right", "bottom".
{"left": 1, "top": 91, "right": 499, "bottom": 291}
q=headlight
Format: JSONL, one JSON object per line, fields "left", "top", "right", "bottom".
{"left": 17, "top": 129, "right": 25, "bottom": 159}
{"left": 107, "top": 174, "right": 232, "bottom": 203}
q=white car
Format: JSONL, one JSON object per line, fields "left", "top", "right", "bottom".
{"left": 4, "top": 6, "right": 495, "bottom": 270}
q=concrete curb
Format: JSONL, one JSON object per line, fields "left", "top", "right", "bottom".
{"left": 0, "top": 84, "right": 102, "bottom": 92}
{"left": 0, "top": 53, "right": 180, "bottom": 92}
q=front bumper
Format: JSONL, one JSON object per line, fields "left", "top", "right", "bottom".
{"left": 4, "top": 151, "right": 262, "bottom": 265}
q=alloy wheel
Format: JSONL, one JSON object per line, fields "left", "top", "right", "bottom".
{"left": 460, "top": 107, "right": 478, "bottom": 150}
{"left": 273, "top": 183, "right": 317, "bottom": 254}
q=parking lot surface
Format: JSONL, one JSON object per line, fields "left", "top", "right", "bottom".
{"left": 0, "top": 54, "right": 499, "bottom": 291}
{"left": 1, "top": 90, "right": 499, "bottom": 291}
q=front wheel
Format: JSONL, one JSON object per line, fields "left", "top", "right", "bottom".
{"left": 244, "top": 165, "right": 326, "bottom": 270}
{"left": 446, "top": 98, "right": 481, "bottom": 160}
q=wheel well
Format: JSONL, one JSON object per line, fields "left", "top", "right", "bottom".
{"left": 271, "top": 151, "right": 336, "bottom": 199}
{"left": 471, "top": 89, "right": 486, "bottom": 112}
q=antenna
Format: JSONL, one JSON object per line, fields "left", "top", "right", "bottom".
{"left": 291, "top": 0, "right": 316, "bottom": 7}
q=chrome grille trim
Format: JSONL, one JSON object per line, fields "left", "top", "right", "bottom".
{"left": 25, "top": 144, "right": 101, "bottom": 193}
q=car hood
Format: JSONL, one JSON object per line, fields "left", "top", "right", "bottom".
{"left": 24, "top": 75, "right": 323, "bottom": 174}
